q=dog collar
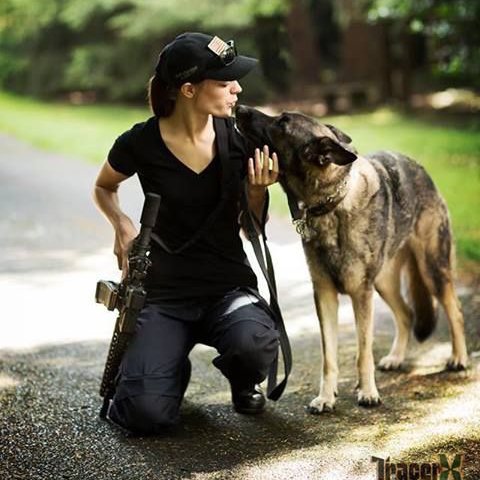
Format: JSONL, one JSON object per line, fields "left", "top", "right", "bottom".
{"left": 286, "top": 177, "right": 348, "bottom": 241}
{"left": 306, "top": 177, "right": 348, "bottom": 216}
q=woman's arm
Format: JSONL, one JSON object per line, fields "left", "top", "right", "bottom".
{"left": 93, "top": 161, "right": 138, "bottom": 274}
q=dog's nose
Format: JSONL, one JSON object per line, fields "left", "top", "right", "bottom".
{"left": 235, "top": 104, "right": 252, "bottom": 118}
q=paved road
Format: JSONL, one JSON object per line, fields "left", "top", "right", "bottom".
{"left": 1, "top": 132, "right": 479, "bottom": 479}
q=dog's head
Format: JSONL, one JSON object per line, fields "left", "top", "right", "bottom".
{"left": 235, "top": 105, "right": 357, "bottom": 198}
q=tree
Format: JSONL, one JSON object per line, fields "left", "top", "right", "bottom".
{"left": 367, "top": 0, "right": 480, "bottom": 88}
{"left": 0, "top": 0, "right": 290, "bottom": 101}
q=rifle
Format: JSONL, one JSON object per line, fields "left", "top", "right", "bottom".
{"left": 95, "top": 192, "right": 161, "bottom": 418}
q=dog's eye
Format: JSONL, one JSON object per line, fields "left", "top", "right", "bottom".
{"left": 299, "top": 144, "right": 314, "bottom": 161}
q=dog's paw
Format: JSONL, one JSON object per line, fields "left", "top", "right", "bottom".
{"left": 357, "top": 389, "right": 382, "bottom": 408}
{"left": 306, "top": 395, "right": 336, "bottom": 414}
{"left": 378, "top": 355, "right": 404, "bottom": 371}
{"left": 446, "top": 355, "right": 468, "bottom": 371}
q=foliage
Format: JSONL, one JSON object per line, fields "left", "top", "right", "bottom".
{"left": 1, "top": 0, "right": 478, "bottom": 101}
{"left": 0, "top": 0, "right": 292, "bottom": 101}
{"left": 367, "top": 0, "right": 480, "bottom": 87}
{"left": 0, "top": 0, "right": 129, "bottom": 97}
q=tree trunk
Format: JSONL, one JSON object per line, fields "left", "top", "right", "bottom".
{"left": 285, "top": 0, "right": 320, "bottom": 90}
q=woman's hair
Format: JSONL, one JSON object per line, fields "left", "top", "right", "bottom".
{"left": 147, "top": 74, "right": 179, "bottom": 118}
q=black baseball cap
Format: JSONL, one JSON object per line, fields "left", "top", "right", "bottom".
{"left": 155, "top": 32, "right": 258, "bottom": 86}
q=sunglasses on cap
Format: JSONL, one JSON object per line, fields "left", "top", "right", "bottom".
{"left": 207, "top": 36, "right": 238, "bottom": 66}
{"left": 219, "top": 40, "right": 237, "bottom": 66}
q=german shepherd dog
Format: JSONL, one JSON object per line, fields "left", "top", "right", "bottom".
{"left": 235, "top": 105, "right": 468, "bottom": 413}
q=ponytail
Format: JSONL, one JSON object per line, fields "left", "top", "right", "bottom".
{"left": 147, "top": 74, "right": 178, "bottom": 118}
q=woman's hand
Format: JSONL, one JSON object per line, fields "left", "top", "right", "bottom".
{"left": 113, "top": 215, "right": 138, "bottom": 278}
{"left": 245, "top": 145, "right": 279, "bottom": 227}
{"left": 247, "top": 145, "right": 279, "bottom": 190}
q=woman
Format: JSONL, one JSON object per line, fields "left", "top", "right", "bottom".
{"left": 93, "top": 32, "right": 280, "bottom": 435}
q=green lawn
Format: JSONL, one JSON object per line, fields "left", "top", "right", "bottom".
{"left": 0, "top": 91, "right": 148, "bottom": 164}
{"left": 0, "top": 91, "right": 478, "bottom": 263}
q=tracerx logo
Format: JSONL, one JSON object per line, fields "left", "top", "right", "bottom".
{"left": 371, "top": 454, "right": 464, "bottom": 480}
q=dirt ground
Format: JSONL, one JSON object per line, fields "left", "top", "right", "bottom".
{"left": 1, "top": 132, "right": 479, "bottom": 479}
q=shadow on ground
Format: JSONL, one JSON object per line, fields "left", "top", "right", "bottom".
{"left": 1, "top": 288, "right": 479, "bottom": 480}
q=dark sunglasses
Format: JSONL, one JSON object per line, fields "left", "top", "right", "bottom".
{"left": 219, "top": 40, "right": 237, "bottom": 66}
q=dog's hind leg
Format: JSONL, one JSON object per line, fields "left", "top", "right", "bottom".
{"left": 351, "top": 287, "right": 382, "bottom": 407}
{"left": 410, "top": 207, "right": 468, "bottom": 370}
{"left": 440, "top": 282, "right": 468, "bottom": 370}
{"left": 375, "top": 250, "right": 413, "bottom": 370}
{"left": 307, "top": 278, "right": 339, "bottom": 414}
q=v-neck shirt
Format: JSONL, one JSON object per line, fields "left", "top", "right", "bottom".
{"left": 157, "top": 119, "right": 216, "bottom": 175}
{"left": 107, "top": 115, "right": 258, "bottom": 301}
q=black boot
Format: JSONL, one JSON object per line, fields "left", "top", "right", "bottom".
{"left": 231, "top": 384, "right": 266, "bottom": 414}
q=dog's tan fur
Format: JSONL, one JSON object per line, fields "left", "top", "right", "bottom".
{"left": 235, "top": 106, "right": 468, "bottom": 412}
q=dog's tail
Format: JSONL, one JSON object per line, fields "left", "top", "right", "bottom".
{"left": 406, "top": 253, "right": 437, "bottom": 342}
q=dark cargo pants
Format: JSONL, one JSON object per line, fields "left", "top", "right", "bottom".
{"left": 108, "top": 287, "right": 279, "bottom": 434}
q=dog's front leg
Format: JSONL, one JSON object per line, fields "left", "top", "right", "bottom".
{"left": 351, "top": 287, "right": 382, "bottom": 407}
{"left": 307, "top": 280, "right": 339, "bottom": 414}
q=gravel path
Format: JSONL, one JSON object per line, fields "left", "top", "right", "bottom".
{"left": 1, "top": 132, "right": 479, "bottom": 479}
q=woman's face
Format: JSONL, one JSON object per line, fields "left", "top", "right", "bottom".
{"left": 191, "top": 79, "right": 242, "bottom": 117}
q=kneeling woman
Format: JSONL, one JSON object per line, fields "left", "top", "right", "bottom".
{"left": 93, "top": 32, "right": 280, "bottom": 434}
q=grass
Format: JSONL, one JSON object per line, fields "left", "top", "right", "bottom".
{"left": 0, "top": 91, "right": 479, "bottom": 263}
{"left": 0, "top": 91, "right": 148, "bottom": 164}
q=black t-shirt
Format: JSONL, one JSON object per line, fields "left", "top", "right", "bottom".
{"left": 107, "top": 115, "right": 258, "bottom": 301}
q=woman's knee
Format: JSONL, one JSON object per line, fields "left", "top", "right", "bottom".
{"left": 229, "top": 322, "right": 279, "bottom": 366}
{"left": 110, "top": 394, "right": 180, "bottom": 434}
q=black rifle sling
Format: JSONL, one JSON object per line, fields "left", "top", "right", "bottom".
{"left": 240, "top": 183, "right": 292, "bottom": 401}
{"left": 151, "top": 117, "right": 232, "bottom": 254}
{"left": 216, "top": 117, "right": 291, "bottom": 400}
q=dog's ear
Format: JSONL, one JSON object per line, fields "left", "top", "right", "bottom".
{"left": 325, "top": 124, "right": 352, "bottom": 144}
{"left": 300, "top": 137, "right": 357, "bottom": 166}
